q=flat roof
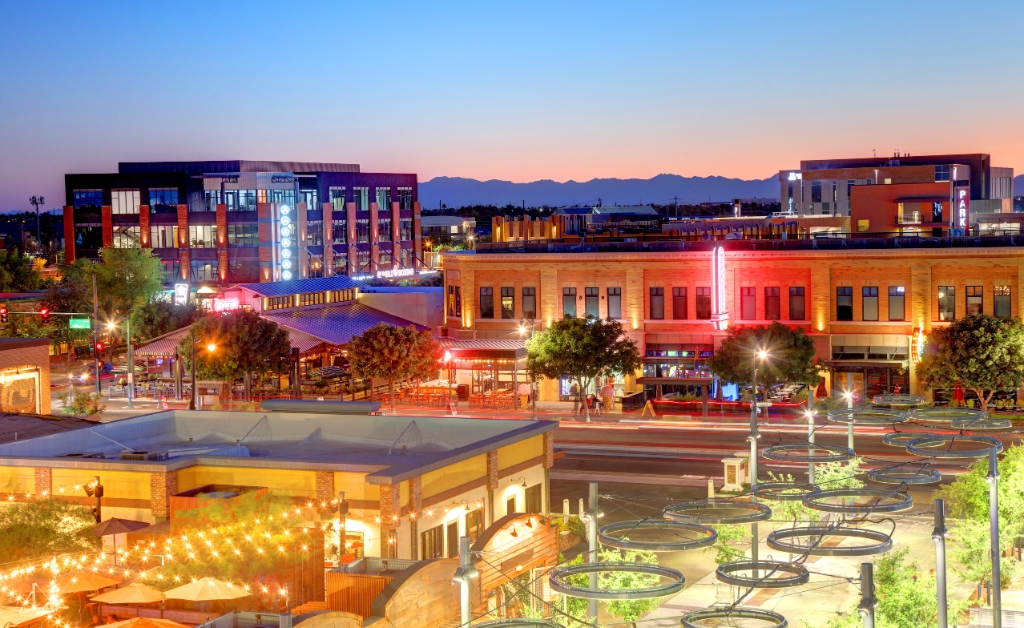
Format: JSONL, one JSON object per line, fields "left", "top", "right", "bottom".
{"left": 236, "top": 276, "right": 365, "bottom": 297}
{"left": 0, "top": 338, "right": 50, "bottom": 351}
{"left": 0, "top": 410, "right": 556, "bottom": 485}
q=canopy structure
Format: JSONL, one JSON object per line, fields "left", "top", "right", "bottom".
{"left": 163, "top": 577, "right": 251, "bottom": 602}
{"left": 91, "top": 583, "right": 166, "bottom": 605}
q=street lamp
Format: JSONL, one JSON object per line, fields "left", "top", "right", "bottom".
{"left": 107, "top": 316, "right": 136, "bottom": 409}
{"left": 843, "top": 389, "right": 855, "bottom": 450}
{"left": 188, "top": 334, "right": 215, "bottom": 411}
{"left": 749, "top": 347, "right": 771, "bottom": 581}
{"left": 519, "top": 318, "right": 537, "bottom": 420}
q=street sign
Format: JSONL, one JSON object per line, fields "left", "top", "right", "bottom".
{"left": 69, "top": 318, "right": 92, "bottom": 330}
{"left": 755, "top": 401, "right": 773, "bottom": 408}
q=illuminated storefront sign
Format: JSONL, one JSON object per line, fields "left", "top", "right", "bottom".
{"left": 952, "top": 166, "right": 970, "bottom": 231}
{"left": 278, "top": 205, "right": 295, "bottom": 281}
{"left": 174, "top": 284, "right": 189, "bottom": 306}
{"left": 376, "top": 267, "right": 415, "bottom": 279}
{"left": 212, "top": 297, "right": 240, "bottom": 312}
{"left": 711, "top": 246, "right": 729, "bottom": 330}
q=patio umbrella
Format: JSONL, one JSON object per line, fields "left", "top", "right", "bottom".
{"left": 98, "top": 618, "right": 187, "bottom": 628}
{"left": 56, "top": 571, "right": 122, "bottom": 593}
{"left": 953, "top": 381, "right": 965, "bottom": 406}
{"left": 91, "top": 583, "right": 166, "bottom": 605}
{"left": 92, "top": 519, "right": 151, "bottom": 537}
{"left": 163, "top": 577, "right": 251, "bottom": 602}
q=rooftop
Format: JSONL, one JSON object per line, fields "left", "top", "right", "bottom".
{"left": 0, "top": 413, "right": 101, "bottom": 446}
{"left": 235, "top": 276, "right": 365, "bottom": 298}
{"left": 0, "top": 410, "right": 556, "bottom": 484}
{"left": 261, "top": 303, "right": 425, "bottom": 345}
{"left": 118, "top": 161, "right": 360, "bottom": 175}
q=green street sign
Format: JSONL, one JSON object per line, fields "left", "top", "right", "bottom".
{"left": 69, "top": 318, "right": 92, "bottom": 330}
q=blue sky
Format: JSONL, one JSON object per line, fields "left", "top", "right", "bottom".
{"left": 1, "top": 0, "right": 1021, "bottom": 211}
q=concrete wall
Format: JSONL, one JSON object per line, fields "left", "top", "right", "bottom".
{"left": 358, "top": 290, "right": 444, "bottom": 328}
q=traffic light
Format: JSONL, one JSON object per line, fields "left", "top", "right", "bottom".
{"left": 39, "top": 308, "right": 50, "bottom": 323}
{"left": 0, "top": 306, "right": 7, "bottom": 324}
{"left": 95, "top": 341, "right": 104, "bottom": 353}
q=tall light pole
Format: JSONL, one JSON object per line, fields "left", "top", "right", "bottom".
{"left": 519, "top": 318, "right": 538, "bottom": 420}
{"left": 188, "top": 332, "right": 215, "bottom": 411}
{"left": 749, "top": 348, "right": 770, "bottom": 577}
{"left": 107, "top": 317, "right": 135, "bottom": 409}
{"left": 28, "top": 196, "right": 44, "bottom": 251}
{"left": 843, "top": 389, "right": 855, "bottom": 450}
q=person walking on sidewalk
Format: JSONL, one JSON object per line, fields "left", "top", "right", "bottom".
{"left": 600, "top": 380, "right": 614, "bottom": 413}
{"left": 569, "top": 382, "right": 580, "bottom": 413}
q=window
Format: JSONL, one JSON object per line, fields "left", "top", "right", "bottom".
{"left": 696, "top": 287, "right": 712, "bottom": 319}
{"left": 649, "top": 287, "right": 665, "bottom": 319}
{"left": 607, "top": 287, "right": 622, "bottom": 319}
{"left": 399, "top": 219, "right": 412, "bottom": 241}
{"left": 421, "top": 525, "right": 443, "bottom": 559}
{"left": 562, "top": 287, "right": 577, "bottom": 318}
{"left": 506, "top": 495, "right": 517, "bottom": 515}
{"left": 148, "top": 188, "right": 178, "bottom": 208}
{"left": 741, "top": 287, "right": 756, "bottom": 320}
{"left": 525, "top": 484, "right": 542, "bottom": 514}
{"left": 501, "top": 287, "right": 514, "bottom": 319}
{"left": 763, "top": 287, "right": 780, "bottom": 320}
{"left": 332, "top": 254, "right": 348, "bottom": 276}
{"left": 399, "top": 247, "right": 411, "bottom": 268}
{"left": 300, "top": 189, "right": 319, "bottom": 211}
{"left": 378, "top": 218, "right": 392, "bottom": 242}
{"left": 888, "top": 286, "right": 905, "bottom": 321}
{"left": 150, "top": 225, "right": 178, "bottom": 248}
{"left": 857, "top": 219, "right": 870, "bottom": 232}
{"left": 329, "top": 290, "right": 355, "bottom": 302}
{"left": 585, "top": 287, "right": 599, "bottom": 318}
{"left": 992, "top": 285, "right": 1011, "bottom": 318}
{"left": 966, "top": 286, "right": 983, "bottom": 316}
{"left": 467, "top": 509, "right": 484, "bottom": 543}
{"left": 188, "top": 225, "right": 217, "bottom": 248}
{"left": 329, "top": 187, "right": 346, "bottom": 211}
{"left": 836, "top": 287, "right": 853, "bottom": 321}
{"left": 204, "top": 190, "right": 220, "bottom": 212}
{"left": 522, "top": 287, "right": 536, "bottom": 319}
{"left": 238, "top": 190, "right": 258, "bottom": 211}
{"left": 266, "top": 189, "right": 295, "bottom": 207}
{"left": 672, "top": 287, "right": 687, "bottom": 320}
{"left": 227, "top": 224, "right": 258, "bottom": 246}
{"left": 356, "top": 250, "right": 370, "bottom": 273}
{"left": 74, "top": 225, "right": 102, "bottom": 249}
{"left": 447, "top": 284, "right": 462, "bottom": 318}
{"left": 479, "top": 287, "right": 494, "bottom": 318}
{"left": 789, "top": 287, "right": 805, "bottom": 320}
{"left": 884, "top": 178, "right": 892, "bottom": 185}
{"left": 228, "top": 257, "right": 259, "bottom": 283}
{"left": 73, "top": 189, "right": 103, "bottom": 210}
{"left": 376, "top": 187, "right": 391, "bottom": 210}
{"left": 161, "top": 259, "right": 181, "bottom": 283}
{"left": 111, "top": 189, "right": 140, "bottom": 215}
{"left": 378, "top": 247, "right": 392, "bottom": 267}
{"left": 332, "top": 219, "right": 347, "bottom": 244}
{"left": 266, "top": 296, "right": 293, "bottom": 310}
{"left": 811, "top": 182, "right": 822, "bottom": 204}
{"left": 938, "top": 286, "right": 955, "bottom": 321}
{"left": 862, "top": 286, "right": 879, "bottom": 321}
{"left": 190, "top": 260, "right": 217, "bottom": 282}
{"left": 398, "top": 187, "right": 413, "bottom": 211}
{"left": 935, "top": 165, "right": 950, "bottom": 182}
{"left": 356, "top": 219, "right": 370, "bottom": 243}
{"left": 353, "top": 187, "right": 369, "bottom": 212}
{"left": 306, "top": 221, "right": 323, "bottom": 246}
{"left": 299, "top": 292, "right": 324, "bottom": 307}
{"left": 112, "top": 226, "right": 140, "bottom": 248}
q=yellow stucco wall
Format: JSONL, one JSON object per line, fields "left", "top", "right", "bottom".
{"left": 52, "top": 469, "right": 150, "bottom": 500}
{"left": 496, "top": 435, "right": 543, "bottom": 470}
{"left": 421, "top": 454, "right": 487, "bottom": 498}
{"left": 334, "top": 472, "right": 378, "bottom": 502}
{"left": 0, "top": 467, "right": 34, "bottom": 494}
{"left": 177, "top": 466, "right": 316, "bottom": 497}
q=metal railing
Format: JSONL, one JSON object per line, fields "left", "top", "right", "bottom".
{"left": 193, "top": 611, "right": 293, "bottom": 628}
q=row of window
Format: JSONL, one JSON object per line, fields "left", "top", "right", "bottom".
{"left": 74, "top": 186, "right": 415, "bottom": 213}
{"left": 106, "top": 222, "right": 415, "bottom": 250}
{"left": 74, "top": 188, "right": 178, "bottom": 211}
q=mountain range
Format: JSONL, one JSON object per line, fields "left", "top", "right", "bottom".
{"left": 419, "top": 174, "right": 780, "bottom": 209}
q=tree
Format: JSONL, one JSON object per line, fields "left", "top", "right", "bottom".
{"left": 347, "top": 323, "right": 442, "bottom": 412}
{"left": 131, "top": 299, "right": 204, "bottom": 342}
{"left": 0, "top": 498, "right": 101, "bottom": 561}
{"left": 526, "top": 316, "right": 641, "bottom": 421}
{"left": 94, "top": 247, "right": 165, "bottom": 324}
{"left": 917, "top": 314, "right": 1024, "bottom": 412}
{"left": 552, "top": 547, "right": 664, "bottom": 628}
{"left": 177, "top": 310, "right": 292, "bottom": 400}
{"left": 42, "top": 266, "right": 93, "bottom": 381}
{"left": 707, "top": 322, "right": 822, "bottom": 394}
{"left": 0, "top": 248, "right": 42, "bottom": 292}
{"left": 762, "top": 458, "right": 864, "bottom": 524}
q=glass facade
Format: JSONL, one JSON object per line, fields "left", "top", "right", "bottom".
{"left": 332, "top": 219, "right": 347, "bottom": 244}
{"left": 227, "top": 224, "right": 258, "bottom": 246}
{"left": 150, "top": 225, "right": 178, "bottom": 248}
{"left": 111, "top": 189, "right": 140, "bottom": 214}
{"left": 148, "top": 188, "right": 178, "bottom": 208}
{"left": 73, "top": 190, "right": 103, "bottom": 210}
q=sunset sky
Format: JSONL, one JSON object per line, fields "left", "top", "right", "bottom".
{"left": 1, "top": 0, "right": 1021, "bottom": 211}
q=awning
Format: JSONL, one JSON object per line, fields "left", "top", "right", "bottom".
{"left": 438, "top": 338, "right": 527, "bottom": 361}
{"left": 262, "top": 303, "right": 424, "bottom": 346}
{"left": 134, "top": 325, "right": 327, "bottom": 357}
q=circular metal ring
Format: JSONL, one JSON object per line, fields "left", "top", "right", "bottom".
{"left": 951, "top": 417, "right": 1012, "bottom": 430}
{"left": 598, "top": 520, "right": 717, "bottom": 552}
{"left": 663, "top": 500, "right": 772, "bottom": 524}
{"left": 473, "top": 621, "right": 561, "bottom": 628}
{"left": 868, "top": 467, "right": 942, "bottom": 485}
{"left": 872, "top": 393, "right": 927, "bottom": 406}
{"left": 882, "top": 431, "right": 944, "bottom": 447}
{"left": 548, "top": 562, "right": 684, "bottom": 600}
{"left": 912, "top": 407, "right": 987, "bottom": 422}
{"left": 905, "top": 434, "right": 1003, "bottom": 458}
{"left": 681, "top": 607, "right": 788, "bottom": 628}
{"left": 715, "top": 560, "right": 810, "bottom": 588}
{"left": 803, "top": 489, "right": 913, "bottom": 513}
{"left": 750, "top": 482, "right": 821, "bottom": 501}
{"left": 762, "top": 443, "right": 854, "bottom": 463}
{"left": 828, "top": 407, "right": 909, "bottom": 425}
{"left": 766, "top": 527, "right": 893, "bottom": 556}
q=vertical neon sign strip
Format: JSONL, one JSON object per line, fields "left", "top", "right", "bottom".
{"left": 712, "top": 246, "right": 729, "bottom": 329}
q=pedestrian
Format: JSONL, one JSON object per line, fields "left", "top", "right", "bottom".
{"left": 517, "top": 381, "right": 531, "bottom": 407}
{"left": 569, "top": 382, "right": 579, "bottom": 413}
{"left": 600, "top": 380, "right": 615, "bottom": 413}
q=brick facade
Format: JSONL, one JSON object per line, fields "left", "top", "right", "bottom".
{"left": 34, "top": 468, "right": 51, "bottom": 496}
{"left": 150, "top": 471, "right": 179, "bottom": 520}
{"left": 315, "top": 470, "right": 334, "bottom": 505}
{"left": 379, "top": 483, "right": 401, "bottom": 530}
{"left": 0, "top": 339, "right": 51, "bottom": 415}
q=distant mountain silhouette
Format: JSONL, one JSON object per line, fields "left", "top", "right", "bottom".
{"left": 419, "top": 173, "right": 779, "bottom": 209}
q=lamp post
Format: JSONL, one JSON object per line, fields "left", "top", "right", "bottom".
{"left": 519, "top": 319, "right": 537, "bottom": 420}
{"left": 188, "top": 333, "right": 215, "bottom": 411}
{"left": 843, "top": 389, "right": 855, "bottom": 450}
{"left": 749, "top": 348, "right": 769, "bottom": 577}
{"left": 107, "top": 316, "right": 135, "bottom": 409}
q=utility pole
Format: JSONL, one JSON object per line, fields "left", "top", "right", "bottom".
{"left": 454, "top": 536, "right": 478, "bottom": 626}
{"left": 859, "top": 562, "right": 876, "bottom": 628}
{"left": 934, "top": 498, "right": 948, "bottom": 628}
{"left": 92, "top": 273, "right": 100, "bottom": 394}
{"left": 588, "top": 482, "right": 599, "bottom": 620}
{"left": 29, "top": 196, "right": 44, "bottom": 250}
{"left": 988, "top": 448, "right": 1002, "bottom": 628}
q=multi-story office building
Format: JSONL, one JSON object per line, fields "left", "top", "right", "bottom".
{"left": 63, "top": 160, "right": 422, "bottom": 286}
{"left": 778, "top": 153, "right": 1014, "bottom": 228}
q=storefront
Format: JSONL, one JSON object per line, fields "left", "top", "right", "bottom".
{"left": 828, "top": 335, "right": 910, "bottom": 400}
{"left": 441, "top": 339, "right": 529, "bottom": 407}
{"left": 639, "top": 343, "right": 714, "bottom": 399}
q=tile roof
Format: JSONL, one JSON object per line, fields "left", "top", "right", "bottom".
{"left": 262, "top": 303, "right": 424, "bottom": 346}
{"left": 235, "top": 276, "right": 364, "bottom": 298}
{"left": 135, "top": 325, "right": 327, "bottom": 357}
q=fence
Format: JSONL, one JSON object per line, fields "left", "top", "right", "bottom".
{"left": 969, "top": 607, "right": 1024, "bottom": 627}
{"left": 193, "top": 611, "right": 293, "bottom": 628}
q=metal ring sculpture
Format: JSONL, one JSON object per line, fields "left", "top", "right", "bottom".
{"left": 803, "top": 489, "right": 913, "bottom": 513}
{"left": 912, "top": 407, "right": 987, "bottom": 422}
{"left": 715, "top": 560, "right": 810, "bottom": 588}
{"left": 872, "top": 393, "right": 927, "bottom": 406}
{"left": 951, "top": 416, "right": 1012, "bottom": 430}
{"left": 681, "top": 607, "right": 788, "bottom": 628}
{"left": 766, "top": 527, "right": 893, "bottom": 556}
{"left": 868, "top": 466, "right": 942, "bottom": 485}
{"left": 473, "top": 621, "right": 562, "bottom": 628}
{"left": 548, "top": 562, "right": 685, "bottom": 600}
{"left": 663, "top": 500, "right": 772, "bottom": 524}
{"left": 827, "top": 407, "right": 909, "bottom": 425}
{"left": 750, "top": 481, "right": 821, "bottom": 501}
{"left": 882, "top": 431, "right": 944, "bottom": 447}
{"left": 905, "top": 434, "right": 1003, "bottom": 458}
{"left": 598, "top": 520, "right": 717, "bottom": 552}
{"left": 761, "top": 443, "right": 854, "bottom": 463}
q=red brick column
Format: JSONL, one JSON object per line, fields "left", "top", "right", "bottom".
{"left": 63, "top": 206, "right": 75, "bottom": 262}
{"left": 176, "top": 204, "right": 189, "bottom": 247}
{"left": 139, "top": 205, "right": 151, "bottom": 247}
{"left": 34, "top": 468, "right": 51, "bottom": 496}
{"left": 101, "top": 205, "right": 113, "bottom": 247}
{"left": 216, "top": 204, "right": 227, "bottom": 248}
{"left": 150, "top": 471, "right": 179, "bottom": 520}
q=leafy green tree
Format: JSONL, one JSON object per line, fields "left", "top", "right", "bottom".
{"left": 42, "top": 266, "right": 94, "bottom": 380}
{"left": 526, "top": 316, "right": 641, "bottom": 421}
{"left": 0, "top": 248, "right": 42, "bottom": 292}
{"left": 177, "top": 310, "right": 291, "bottom": 399}
{"left": 93, "top": 248, "right": 165, "bottom": 353}
{"left": 704, "top": 524, "right": 747, "bottom": 565}
{"left": 597, "top": 546, "right": 663, "bottom": 627}
{"left": 762, "top": 458, "right": 864, "bottom": 524}
{"left": 918, "top": 314, "right": 1024, "bottom": 411}
{"left": 348, "top": 323, "right": 442, "bottom": 412}
{"left": 0, "top": 499, "right": 101, "bottom": 561}
{"left": 707, "top": 322, "right": 823, "bottom": 392}
{"left": 58, "top": 389, "right": 104, "bottom": 417}
{"left": 131, "top": 299, "right": 204, "bottom": 342}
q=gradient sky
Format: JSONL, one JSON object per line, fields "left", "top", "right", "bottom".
{"left": 1, "top": 0, "right": 1022, "bottom": 211}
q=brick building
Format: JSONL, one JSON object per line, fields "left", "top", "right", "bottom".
{"left": 0, "top": 338, "right": 51, "bottom": 415}
{"left": 442, "top": 237, "right": 1024, "bottom": 403}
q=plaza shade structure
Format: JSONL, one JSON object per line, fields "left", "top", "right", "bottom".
{"left": 91, "top": 583, "right": 166, "bottom": 605}
{"left": 163, "top": 577, "right": 251, "bottom": 602}
{"left": 55, "top": 571, "right": 122, "bottom": 593}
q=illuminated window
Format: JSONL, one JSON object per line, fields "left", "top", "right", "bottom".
{"left": 329, "top": 187, "right": 346, "bottom": 211}
{"left": 421, "top": 525, "right": 443, "bottom": 559}
{"left": 501, "top": 287, "right": 514, "bottom": 319}
{"left": 150, "top": 225, "right": 178, "bottom": 248}
{"left": 938, "top": 286, "right": 955, "bottom": 321}
{"left": 764, "top": 287, "right": 780, "bottom": 320}
{"left": 740, "top": 287, "right": 756, "bottom": 320}
{"left": 306, "top": 221, "right": 323, "bottom": 246}
{"left": 857, "top": 219, "right": 870, "bottom": 232}
{"left": 888, "top": 286, "right": 905, "bottom": 321}
{"left": 995, "top": 286, "right": 1011, "bottom": 318}
{"left": 112, "top": 226, "right": 140, "bottom": 248}
{"left": 353, "top": 187, "right": 369, "bottom": 213}
{"left": 562, "top": 287, "right": 576, "bottom": 318}
{"left": 111, "top": 189, "right": 140, "bottom": 215}
{"left": 966, "top": 286, "right": 983, "bottom": 316}
{"left": 522, "top": 287, "right": 536, "bottom": 319}
{"left": 332, "top": 219, "right": 347, "bottom": 244}
{"left": 265, "top": 296, "right": 292, "bottom": 310}
{"left": 467, "top": 509, "right": 484, "bottom": 543}
{"left": 585, "top": 287, "right": 599, "bottom": 318}
{"left": 73, "top": 189, "right": 103, "bottom": 210}
{"left": 299, "top": 292, "right": 324, "bottom": 307}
